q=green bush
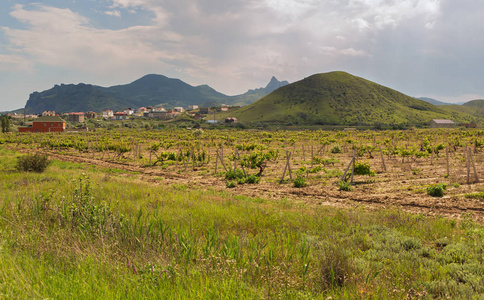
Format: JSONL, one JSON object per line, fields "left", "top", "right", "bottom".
{"left": 294, "top": 176, "right": 307, "bottom": 188}
{"left": 338, "top": 181, "right": 352, "bottom": 191}
{"left": 16, "top": 153, "right": 50, "bottom": 173}
{"left": 353, "top": 161, "right": 375, "bottom": 176}
{"left": 226, "top": 181, "right": 237, "bottom": 188}
{"left": 427, "top": 183, "right": 447, "bottom": 197}
{"left": 225, "top": 169, "right": 245, "bottom": 180}
{"left": 245, "top": 175, "right": 261, "bottom": 184}
{"left": 330, "top": 145, "right": 342, "bottom": 154}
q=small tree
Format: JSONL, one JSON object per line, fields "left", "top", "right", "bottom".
{"left": 1, "top": 115, "right": 11, "bottom": 133}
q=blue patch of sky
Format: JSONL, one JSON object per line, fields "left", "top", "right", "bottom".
{"left": 1, "top": 0, "right": 155, "bottom": 31}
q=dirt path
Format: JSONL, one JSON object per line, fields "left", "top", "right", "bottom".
{"left": 39, "top": 150, "right": 484, "bottom": 223}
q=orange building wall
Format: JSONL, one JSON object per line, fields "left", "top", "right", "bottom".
{"left": 19, "top": 121, "right": 65, "bottom": 133}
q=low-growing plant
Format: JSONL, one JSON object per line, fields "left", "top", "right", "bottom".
{"left": 427, "top": 183, "right": 447, "bottom": 197}
{"left": 16, "top": 153, "right": 50, "bottom": 173}
{"left": 226, "top": 180, "right": 237, "bottom": 188}
{"left": 309, "top": 166, "right": 322, "bottom": 173}
{"left": 330, "top": 145, "right": 342, "bottom": 154}
{"left": 225, "top": 169, "right": 245, "bottom": 180}
{"left": 245, "top": 174, "right": 261, "bottom": 184}
{"left": 353, "top": 161, "right": 375, "bottom": 176}
{"left": 294, "top": 176, "right": 307, "bottom": 188}
{"left": 338, "top": 180, "right": 352, "bottom": 191}
{"left": 324, "top": 168, "right": 343, "bottom": 178}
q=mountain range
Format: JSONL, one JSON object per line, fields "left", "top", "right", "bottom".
{"left": 19, "top": 71, "right": 484, "bottom": 127}
{"left": 24, "top": 75, "right": 289, "bottom": 114}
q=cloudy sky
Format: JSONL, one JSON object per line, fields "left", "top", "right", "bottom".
{"left": 1, "top": 0, "right": 483, "bottom": 111}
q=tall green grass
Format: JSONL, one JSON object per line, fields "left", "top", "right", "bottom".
{"left": 1, "top": 145, "right": 484, "bottom": 298}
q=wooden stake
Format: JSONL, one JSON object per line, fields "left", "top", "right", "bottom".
{"left": 217, "top": 149, "right": 228, "bottom": 171}
{"left": 311, "top": 145, "right": 314, "bottom": 169}
{"left": 446, "top": 147, "right": 450, "bottom": 176}
{"left": 236, "top": 149, "right": 247, "bottom": 177}
{"left": 280, "top": 151, "right": 292, "bottom": 183}
{"left": 470, "top": 147, "right": 479, "bottom": 183}
{"left": 379, "top": 146, "right": 387, "bottom": 172}
{"left": 467, "top": 147, "right": 471, "bottom": 184}
{"left": 340, "top": 157, "right": 355, "bottom": 182}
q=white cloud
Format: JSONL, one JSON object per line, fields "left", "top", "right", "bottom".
{"left": 104, "top": 10, "right": 121, "bottom": 17}
{"left": 2, "top": 4, "right": 186, "bottom": 76}
{"left": 0, "top": 53, "right": 33, "bottom": 71}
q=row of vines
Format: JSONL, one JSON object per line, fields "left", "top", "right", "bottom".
{"left": 2, "top": 128, "right": 484, "bottom": 191}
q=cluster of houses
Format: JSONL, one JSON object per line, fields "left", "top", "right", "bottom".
{"left": 16, "top": 104, "right": 238, "bottom": 132}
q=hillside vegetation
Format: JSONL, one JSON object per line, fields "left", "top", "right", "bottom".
{"left": 231, "top": 72, "right": 478, "bottom": 126}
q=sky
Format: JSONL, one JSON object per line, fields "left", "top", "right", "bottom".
{"left": 1, "top": 0, "right": 484, "bottom": 111}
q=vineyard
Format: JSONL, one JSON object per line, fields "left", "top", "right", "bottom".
{"left": 3, "top": 128, "right": 484, "bottom": 298}
{"left": 2, "top": 128, "right": 484, "bottom": 220}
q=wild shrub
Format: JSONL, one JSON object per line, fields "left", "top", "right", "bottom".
{"left": 321, "top": 158, "right": 339, "bottom": 166}
{"left": 338, "top": 181, "right": 352, "bottom": 191}
{"left": 245, "top": 175, "right": 261, "bottom": 184}
{"left": 294, "top": 176, "right": 307, "bottom": 188}
{"left": 226, "top": 181, "right": 237, "bottom": 188}
{"left": 353, "top": 161, "right": 375, "bottom": 176}
{"left": 309, "top": 166, "right": 322, "bottom": 173}
{"left": 324, "top": 168, "right": 343, "bottom": 178}
{"left": 16, "top": 153, "right": 50, "bottom": 173}
{"left": 330, "top": 145, "right": 342, "bottom": 154}
{"left": 317, "top": 243, "right": 356, "bottom": 288}
{"left": 427, "top": 183, "right": 446, "bottom": 197}
{"left": 225, "top": 169, "right": 245, "bottom": 180}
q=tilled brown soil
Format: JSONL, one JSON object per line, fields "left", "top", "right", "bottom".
{"left": 36, "top": 149, "right": 484, "bottom": 223}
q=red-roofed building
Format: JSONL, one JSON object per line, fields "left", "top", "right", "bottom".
{"left": 114, "top": 112, "right": 128, "bottom": 120}
{"left": 68, "top": 112, "right": 85, "bottom": 123}
{"left": 18, "top": 116, "right": 66, "bottom": 133}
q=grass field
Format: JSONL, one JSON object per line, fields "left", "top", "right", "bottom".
{"left": 1, "top": 142, "right": 484, "bottom": 299}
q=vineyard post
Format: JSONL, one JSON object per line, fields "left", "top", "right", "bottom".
{"left": 215, "top": 149, "right": 218, "bottom": 173}
{"left": 340, "top": 157, "right": 355, "bottom": 183}
{"left": 233, "top": 148, "right": 237, "bottom": 172}
{"left": 350, "top": 148, "right": 356, "bottom": 184}
{"left": 184, "top": 149, "right": 191, "bottom": 172}
{"left": 92, "top": 139, "right": 95, "bottom": 158}
{"left": 446, "top": 147, "right": 450, "bottom": 177}
{"left": 466, "top": 147, "right": 471, "bottom": 184}
{"left": 279, "top": 151, "right": 292, "bottom": 183}
{"left": 379, "top": 146, "right": 387, "bottom": 172}
{"left": 192, "top": 147, "right": 195, "bottom": 170}
{"left": 236, "top": 149, "right": 247, "bottom": 177}
{"left": 217, "top": 149, "right": 228, "bottom": 172}
{"left": 149, "top": 150, "right": 152, "bottom": 165}
{"left": 288, "top": 151, "right": 292, "bottom": 180}
{"left": 311, "top": 145, "right": 314, "bottom": 169}
{"left": 470, "top": 147, "right": 479, "bottom": 183}
{"left": 176, "top": 147, "right": 180, "bottom": 168}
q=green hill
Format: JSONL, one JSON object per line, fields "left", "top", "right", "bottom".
{"left": 440, "top": 99, "right": 484, "bottom": 120}
{"left": 230, "top": 71, "right": 479, "bottom": 126}
{"left": 463, "top": 99, "right": 484, "bottom": 108}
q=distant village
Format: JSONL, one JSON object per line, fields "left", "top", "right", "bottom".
{"left": 11, "top": 104, "right": 239, "bottom": 132}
